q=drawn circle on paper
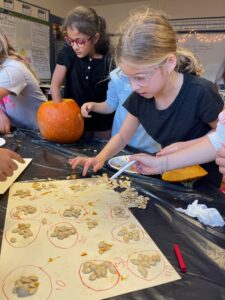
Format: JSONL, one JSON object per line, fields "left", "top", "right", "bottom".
{"left": 47, "top": 222, "right": 78, "bottom": 249}
{"left": 111, "top": 222, "right": 144, "bottom": 244}
{"left": 0, "top": 137, "right": 6, "bottom": 146}
{"left": 79, "top": 260, "right": 120, "bottom": 291}
{"left": 109, "top": 204, "right": 131, "bottom": 221}
{"left": 2, "top": 265, "right": 52, "bottom": 300}
{"left": 127, "top": 250, "right": 165, "bottom": 281}
{"left": 5, "top": 220, "right": 41, "bottom": 248}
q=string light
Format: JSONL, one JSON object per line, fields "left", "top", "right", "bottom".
{"left": 171, "top": 17, "right": 225, "bottom": 44}
{"left": 178, "top": 32, "right": 225, "bottom": 44}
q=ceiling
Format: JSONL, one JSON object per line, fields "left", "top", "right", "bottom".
{"left": 76, "top": 0, "right": 139, "bottom": 6}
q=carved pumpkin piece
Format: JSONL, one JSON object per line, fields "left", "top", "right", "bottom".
{"left": 162, "top": 165, "right": 208, "bottom": 182}
{"left": 37, "top": 99, "right": 84, "bottom": 143}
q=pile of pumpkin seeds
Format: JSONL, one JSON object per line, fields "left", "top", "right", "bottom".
{"left": 12, "top": 190, "right": 32, "bottom": 198}
{"left": 119, "top": 187, "right": 148, "bottom": 209}
{"left": 11, "top": 223, "right": 33, "bottom": 243}
{"left": 112, "top": 206, "right": 128, "bottom": 219}
{"left": 12, "top": 275, "right": 39, "bottom": 297}
{"left": 82, "top": 261, "right": 117, "bottom": 281}
{"left": 117, "top": 224, "right": 141, "bottom": 243}
{"left": 32, "top": 182, "right": 56, "bottom": 191}
{"left": 50, "top": 225, "right": 77, "bottom": 240}
{"left": 13, "top": 205, "right": 37, "bottom": 218}
{"left": 86, "top": 219, "right": 98, "bottom": 229}
{"left": 96, "top": 174, "right": 149, "bottom": 209}
{"left": 63, "top": 206, "right": 82, "bottom": 218}
{"left": 130, "top": 253, "right": 161, "bottom": 278}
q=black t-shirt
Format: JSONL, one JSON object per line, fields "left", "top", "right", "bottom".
{"left": 124, "top": 73, "right": 224, "bottom": 187}
{"left": 56, "top": 43, "right": 115, "bottom": 131}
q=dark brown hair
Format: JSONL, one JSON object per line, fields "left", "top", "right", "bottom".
{"left": 63, "top": 6, "right": 111, "bottom": 55}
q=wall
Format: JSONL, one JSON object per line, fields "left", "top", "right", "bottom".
{"left": 25, "top": 0, "right": 225, "bottom": 28}
{"left": 24, "top": 0, "right": 225, "bottom": 80}
{"left": 93, "top": 0, "right": 225, "bottom": 33}
{"left": 25, "top": 0, "right": 77, "bottom": 17}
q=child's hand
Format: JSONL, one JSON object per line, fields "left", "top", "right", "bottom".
{"left": 130, "top": 153, "right": 164, "bottom": 174}
{"left": 68, "top": 156, "right": 105, "bottom": 176}
{"left": 0, "top": 110, "right": 11, "bottom": 134}
{"left": 81, "top": 102, "right": 94, "bottom": 118}
{"left": 216, "top": 144, "right": 225, "bottom": 175}
{"left": 0, "top": 149, "right": 24, "bottom": 181}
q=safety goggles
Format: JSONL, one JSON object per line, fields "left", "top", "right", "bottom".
{"left": 117, "top": 59, "right": 167, "bottom": 87}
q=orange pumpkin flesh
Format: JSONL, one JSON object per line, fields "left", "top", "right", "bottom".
{"left": 37, "top": 99, "right": 84, "bottom": 143}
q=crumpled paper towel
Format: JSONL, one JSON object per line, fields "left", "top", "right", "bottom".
{"left": 176, "top": 200, "right": 225, "bottom": 227}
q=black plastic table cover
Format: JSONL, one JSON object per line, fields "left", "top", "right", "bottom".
{"left": 0, "top": 129, "right": 225, "bottom": 300}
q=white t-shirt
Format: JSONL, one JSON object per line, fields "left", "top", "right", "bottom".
{"left": 208, "top": 110, "right": 225, "bottom": 150}
{"left": 0, "top": 59, "right": 46, "bottom": 129}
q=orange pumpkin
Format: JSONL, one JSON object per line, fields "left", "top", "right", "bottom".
{"left": 37, "top": 99, "right": 84, "bottom": 143}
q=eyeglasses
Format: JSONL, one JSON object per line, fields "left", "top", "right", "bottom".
{"left": 64, "top": 36, "right": 91, "bottom": 47}
{"left": 117, "top": 60, "right": 167, "bottom": 87}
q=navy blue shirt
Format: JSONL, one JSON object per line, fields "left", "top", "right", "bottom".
{"left": 56, "top": 43, "right": 115, "bottom": 131}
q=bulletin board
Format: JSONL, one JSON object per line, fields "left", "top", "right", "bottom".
{"left": 170, "top": 17, "right": 225, "bottom": 82}
{"left": 0, "top": 0, "right": 51, "bottom": 81}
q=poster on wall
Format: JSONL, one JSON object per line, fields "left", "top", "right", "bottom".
{"left": 0, "top": 3, "right": 51, "bottom": 80}
{"left": 21, "top": 3, "right": 31, "bottom": 16}
{"left": 3, "top": 0, "right": 13, "bottom": 10}
{"left": 38, "top": 8, "right": 47, "bottom": 21}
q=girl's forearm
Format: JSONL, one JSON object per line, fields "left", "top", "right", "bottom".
{"left": 166, "top": 136, "right": 217, "bottom": 171}
{"left": 50, "top": 85, "right": 62, "bottom": 103}
{"left": 92, "top": 102, "right": 114, "bottom": 114}
{"left": 96, "top": 133, "right": 127, "bottom": 163}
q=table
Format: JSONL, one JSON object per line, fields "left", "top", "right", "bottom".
{"left": 0, "top": 129, "right": 225, "bottom": 300}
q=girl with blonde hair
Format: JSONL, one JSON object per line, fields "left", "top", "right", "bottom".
{"left": 129, "top": 57, "right": 225, "bottom": 177}
{"left": 69, "top": 9, "right": 224, "bottom": 187}
{"left": 0, "top": 30, "right": 46, "bottom": 133}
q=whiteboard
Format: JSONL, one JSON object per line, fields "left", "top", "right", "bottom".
{"left": 0, "top": 9, "right": 51, "bottom": 80}
{"left": 177, "top": 33, "right": 225, "bottom": 82}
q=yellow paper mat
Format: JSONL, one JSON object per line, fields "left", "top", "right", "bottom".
{"left": 0, "top": 178, "right": 180, "bottom": 299}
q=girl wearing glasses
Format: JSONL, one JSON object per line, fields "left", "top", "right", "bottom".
{"left": 50, "top": 6, "right": 115, "bottom": 139}
{"left": 69, "top": 9, "right": 224, "bottom": 187}
{"left": 130, "top": 58, "right": 225, "bottom": 177}
{"left": 81, "top": 48, "right": 202, "bottom": 154}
